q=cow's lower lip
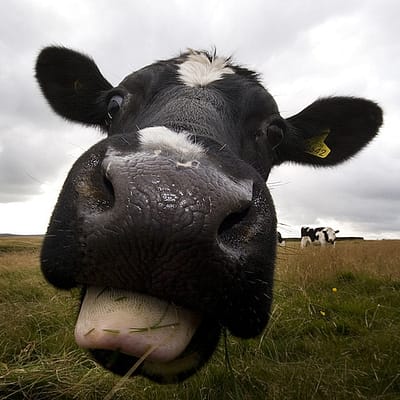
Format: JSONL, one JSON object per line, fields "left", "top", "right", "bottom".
{"left": 75, "top": 287, "right": 221, "bottom": 382}
{"left": 75, "top": 287, "right": 201, "bottom": 362}
{"left": 89, "top": 331, "right": 209, "bottom": 383}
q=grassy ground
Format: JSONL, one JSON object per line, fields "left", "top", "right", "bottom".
{"left": 0, "top": 237, "right": 399, "bottom": 399}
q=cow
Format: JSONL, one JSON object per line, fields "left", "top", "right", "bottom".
{"left": 300, "top": 226, "right": 340, "bottom": 248}
{"left": 35, "top": 46, "right": 382, "bottom": 383}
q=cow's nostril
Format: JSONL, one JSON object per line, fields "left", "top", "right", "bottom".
{"left": 217, "top": 203, "right": 251, "bottom": 243}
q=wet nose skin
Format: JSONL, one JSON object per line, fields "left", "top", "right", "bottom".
{"left": 75, "top": 150, "right": 254, "bottom": 293}
{"left": 98, "top": 151, "right": 253, "bottom": 238}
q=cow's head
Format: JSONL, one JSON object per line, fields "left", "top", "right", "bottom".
{"left": 36, "top": 47, "right": 382, "bottom": 383}
{"left": 319, "top": 227, "right": 340, "bottom": 244}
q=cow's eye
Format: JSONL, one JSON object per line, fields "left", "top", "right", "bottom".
{"left": 256, "top": 118, "right": 286, "bottom": 150}
{"left": 265, "top": 120, "right": 285, "bottom": 150}
{"left": 107, "top": 95, "right": 124, "bottom": 118}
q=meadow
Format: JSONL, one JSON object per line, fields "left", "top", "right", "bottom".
{"left": 0, "top": 236, "right": 399, "bottom": 399}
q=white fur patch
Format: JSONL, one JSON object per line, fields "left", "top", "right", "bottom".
{"left": 178, "top": 51, "right": 234, "bottom": 87}
{"left": 138, "top": 126, "right": 204, "bottom": 160}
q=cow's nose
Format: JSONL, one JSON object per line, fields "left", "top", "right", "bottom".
{"left": 94, "top": 153, "right": 254, "bottom": 244}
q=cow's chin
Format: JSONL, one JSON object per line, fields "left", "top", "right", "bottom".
{"left": 74, "top": 287, "right": 221, "bottom": 383}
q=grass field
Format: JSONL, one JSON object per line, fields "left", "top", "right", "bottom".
{"left": 0, "top": 237, "right": 399, "bottom": 399}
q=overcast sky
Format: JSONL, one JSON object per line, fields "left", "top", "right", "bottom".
{"left": 1, "top": 0, "right": 399, "bottom": 239}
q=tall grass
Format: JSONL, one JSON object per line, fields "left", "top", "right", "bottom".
{"left": 0, "top": 238, "right": 399, "bottom": 399}
{"left": 277, "top": 240, "right": 400, "bottom": 284}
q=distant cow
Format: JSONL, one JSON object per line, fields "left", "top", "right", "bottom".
{"left": 300, "top": 227, "right": 339, "bottom": 248}
{"left": 277, "top": 231, "right": 286, "bottom": 246}
{"left": 36, "top": 46, "right": 381, "bottom": 383}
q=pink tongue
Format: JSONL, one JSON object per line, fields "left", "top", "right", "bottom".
{"left": 74, "top": 287, "right": 201, "bottom": 362}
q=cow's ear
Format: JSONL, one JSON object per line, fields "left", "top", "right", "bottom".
{"left": 35, "top": 46, "right": 113, "bottom": 127}
{"left": 274, "top": 97, "right": 383, "bottom": 166}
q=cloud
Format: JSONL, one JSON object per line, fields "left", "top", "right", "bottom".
{"left": 0, "top": 0, "right": 399, "bottom": 237}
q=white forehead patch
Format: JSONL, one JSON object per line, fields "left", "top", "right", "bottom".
{"left": 138, "top": 126, "right": 205, "bottom": 159}
{"left": 178, "top": 51, "right": 235, "bottom": 87}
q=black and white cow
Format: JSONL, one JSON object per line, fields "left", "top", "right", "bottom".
{"left": 300, "top": 226, "right": 340, "bottom": 248}
{"left": 35, "top": 47, "right": 382, "bottom": 383}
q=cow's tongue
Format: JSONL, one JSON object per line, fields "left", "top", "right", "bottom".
{"left": 74, "top": 287, "right": 201, "bottom": 363}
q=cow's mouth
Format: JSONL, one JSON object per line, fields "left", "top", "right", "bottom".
{"left": 74, "top": 287, "right": 221, "bottom": 383}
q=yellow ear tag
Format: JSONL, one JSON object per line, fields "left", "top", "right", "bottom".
{"left": 305, "top": 130, "right": 331, "bottom": 158}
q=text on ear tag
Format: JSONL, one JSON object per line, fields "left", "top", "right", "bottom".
{"left": 305, "top": 130, "right": 331, "bottom": 158}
